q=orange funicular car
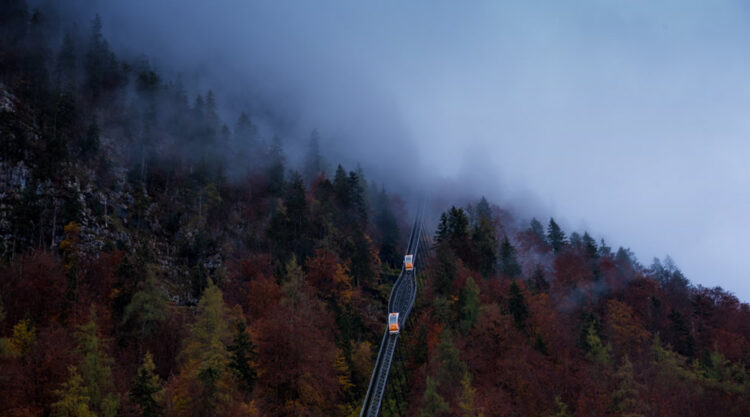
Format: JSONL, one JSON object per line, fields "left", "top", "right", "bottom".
{"left": 404, "top": 254, "right": 414, "bottom": 271}
{"left": 388, "top": 312, "right": 400, "bottom": 334}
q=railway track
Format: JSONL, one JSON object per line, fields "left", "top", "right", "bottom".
{"left": 359, "top": 206, "right": 424, "bottom": 417}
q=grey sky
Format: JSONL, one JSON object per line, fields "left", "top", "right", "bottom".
{"left": 59, "top": 1, "right": 750, "bottom": 300}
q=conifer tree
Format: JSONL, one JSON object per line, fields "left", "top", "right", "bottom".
{"left": 436, "top": 330, "right": 468, "bottom": 389}
{"left": 547, "top": 218, "right": 566, "bottom": 253}
{"left": 177, "top": 281, "right": 232, "bottom": 416}
{"left": 499, "top": 237, "right": 522, "bottom": 278}
{"left": 529, "top": 217, "right": 545, "bottom": 242}
{"left": 130, "top": 352, "right": 162, "bottom": 417}
{"left": 508, "top": 281, "right": 529, "bottom": 331}
{"left": 458, "top": 371, "right": 483, "bottom": 417}
{"left": 584, "top": 323, "right": 612, "bottom": 367}
{"left": 76, "top": 314, "right": 119, "bottom": 417}
{"left": 121, "top": 268, "right": 166, "bottom": 352}
{"left": 611, "top": 356, "right": 645, "bottom": 417}
{"left": 472, "top": 215, "right": 497, "bottom": 278}
{"left": 227, "top": 320, "right": 258, "bottom": 394}
{"left": 459, "top": 277, "right": 480, "bottom": 332}
{"left": 52, "top": 366, "right": 96, "bottom": 417}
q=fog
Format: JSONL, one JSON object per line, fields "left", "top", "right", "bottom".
{"left": 45, "top": 1, "right": 750, "bottom": 300}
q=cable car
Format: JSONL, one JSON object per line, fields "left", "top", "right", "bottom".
{"left": 388, "top": 312, "right": 400, "bottom": 334}
{"left": 404, "top": 254, "right": 414, "bottom": 271}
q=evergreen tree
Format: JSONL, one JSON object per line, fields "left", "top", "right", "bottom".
{"left": 333, "top": 165, "right": 351, "bottom": 208}
{"left": 546, "top": 218, "right": 566, "bottom": 253}
{"left": 499, "top": 237, "right": 522, "bottom": 278}
{"left": 529, "top": 217, "right": 545, "bottom": 242}
{"left": 433, "top": 242, "right": 457, "bottom": 296}
{"left": 582, "top": 232, "right": 598, "bottom": 259}
{"left": 508, "top": 281, "right": 529, "bottom": 331}
{"left": 121, "top": 269, "right": 167, "bottom": 353}
{"left": 527, "top": 265, "right": 549, "bottom": 294}
{"left": 459, "top": 276, "right": 480, "bottom": 332}
{"left": 436, "top": 330, "right": 467, "bottom": 389}
{"left": 668, "top": 309, "right": 695, "bottom": 360}
{"left": 129, "top": 352, "right": 163, "bottom": 417}
{"left": 472, "top": 215, "right": 497, "bottom": 278}
{"left": 435, "top": 212, "right": 449, "bottom": 244}
{"left": 227, "top": 320, "right": 258, "bottom": 394}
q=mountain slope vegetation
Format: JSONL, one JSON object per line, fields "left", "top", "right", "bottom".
{"left": 1, "top": 2, "right": 749, "bottom": 416}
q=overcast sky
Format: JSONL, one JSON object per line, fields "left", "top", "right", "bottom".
{"left": 55, "top": 0, "right": 750, "bottom": 300}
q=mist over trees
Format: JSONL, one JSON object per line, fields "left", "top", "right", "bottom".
{"left": 1, "top": 2, "right": 750, "bottom": 416}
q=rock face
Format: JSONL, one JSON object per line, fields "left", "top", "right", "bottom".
{"left": 0, "top": 84, "right": 225, "bottom": 306}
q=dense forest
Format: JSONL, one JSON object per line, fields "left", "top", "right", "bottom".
{"left": 2, "top": 2, "right": 750, "bottom": 416}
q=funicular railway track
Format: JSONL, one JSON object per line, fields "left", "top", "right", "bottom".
{"left": 359, "top": 207, "right": 424, "bottom": 417}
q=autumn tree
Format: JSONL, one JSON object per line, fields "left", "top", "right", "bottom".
{"left": 52, "top": 366, "right": 96, "bottom": 417}
{"left": 130, "top": 352, "right": 163, "bottom": 417}
{"left": 421, "top": 377, "right": 449, "bottom": 417}
{"left": 611, "top": 356, "right": 646, "bottom": 417}
{"left": 75, "top": 314, "right": 119, "bottom": 417}
{"left": 172, "top": 281, "right": 234, "bottom": 417}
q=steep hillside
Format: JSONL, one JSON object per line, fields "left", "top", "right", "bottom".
{"left": 1, "top": 2, "right": 749, "bottom": 417}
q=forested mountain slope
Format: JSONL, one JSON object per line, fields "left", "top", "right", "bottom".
{"left": 1, "top": 2, "right": 749, "bottom": 416}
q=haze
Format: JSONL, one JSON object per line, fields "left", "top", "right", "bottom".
{"left": 51, "top": 0, "right": 750, "bottom": 300}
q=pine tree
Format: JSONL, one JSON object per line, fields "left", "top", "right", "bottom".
{"left": 529, "top": 218, "right": 545, "bottom": 242}
{"left": 333, "top": 165, "right": 351, "bottom": 208}
{"left": 499, "top": 237, "right": 522, "bottom": 278}
{"left": 130, "top": 352, "right": 162, "bottom": 417}
{"left": 227, "top": 320, "right": 258, "bottom": 394}
{"left": 472, "top": 215, "right": 497, "bottom": 278}
{"left": 547, "top": 218, "right": 566, "bottom": 253}
{"left": 508, "top": 281, "right": 529, "bottom": 331}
